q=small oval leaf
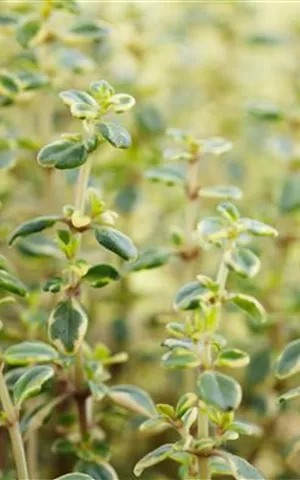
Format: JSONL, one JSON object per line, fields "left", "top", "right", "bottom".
{"left": 48, "top": 299, "right": 88, "bottom": 355}
{"left": 95, "top": 122, "right": 131, "bottom": 149}
{"left": 0, "top": 270, "right": 27, "bottom": 297}
{"left": 38, "top": 140, "right": 88, "bottom": 170}
{"left": 13, "top": 365, "right": 54, "bottom": 407}
{"left": 278, "top": 386, "right": 300, "bottom": 404}
{"left": 224, "top": 248, "right": 260, "bottom": 278}
{"left": 215, "top": 349, "right": 250, "bottom": 368}
{"left": 197, "top": 371, "right": 242, "bottom": 411}
{"left": 134, "top": 444, "right": 173, "bottom": 477}
{"left": 83, "top": 264, "right": 120, "bottom": 288}
{"left": 223, "top": 453, "right": 264, "bottom": 480}
{"left": 108, "top": 385, "right": 156, "bottom": 418}
{"left": 94, "top": 227, "right": 137, "bottom": 261}
{"left": 228, "top": 293, "right": 266, "bottom": 323}
{"left": 76, "top": 460, "right": 118, "bottom": 480}
{"left": 128, "top": 247, "right": 171, "bottom": 271}
{"left": 55, "top": 474, "right": 95, "bottom": 480}
{"left": 199, "top": 185, "right": 242, "bottom": 200}
{"left": 275, "top": 339, "right": 300, "bottom": 379}
{"left": 4, "top": 341, "right": 58, "bottom": 365}
{"left": 9, "top": 215, "right": 60, "bottom": 246}
{"left": 174, "top": 281, "right": 214, "bottom": 311}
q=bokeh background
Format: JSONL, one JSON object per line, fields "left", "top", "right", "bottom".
{"left": 2, "top": 1, "right": 300, "bottom": 478}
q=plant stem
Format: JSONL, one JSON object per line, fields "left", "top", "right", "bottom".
{"left": 75, "top": 156, "right": 93, "bottom": 213}
{"left": 184, "top": 156, "right": 200, "bottom": 280}
{"left": 0, "top": 365, "right": 29, "bottom": 480}
{"left": 27, "top": 431, "right": 38, "bottom": 480}
{"left": 195, "top": 251, "right": 229, "bottom": 479}
{"left": 72, "top": 154, "right": 93, "bottom": 438}
{"left": 196, "top": 338, "right": 211, "bottom": 479}
{"left": 184, "top": 156, "right": 200, "bottom": 393}
{"left": 216, "top": 255, "right": 229, "bottom": 328}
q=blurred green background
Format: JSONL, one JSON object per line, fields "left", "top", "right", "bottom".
{"left": 2, "top": 1, "right": 300, "bottom": 479}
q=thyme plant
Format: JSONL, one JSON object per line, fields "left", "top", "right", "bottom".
{"left": 0, "top": 81, "right": 157, "bottom": 480}
{"left": 135, "top": 151, "right": 278, "bottom": 479}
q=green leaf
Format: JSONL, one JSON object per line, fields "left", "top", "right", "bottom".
{"left": 197, "top": 217, "right": 228, "bottom": 244}
{"left": 43, "top": 277, "right": 64, "bottom": 293}
{"left": 5, "top": 367, "right": 27, "bottom": 389}
{"left": 134, "top": 444, "right": 174, "bottom": 477}
{"left": 52, "top": 0, "right": 80, "bottom": 14}
{"left": 0, "top": 14, "right": 18, "bottom": 26}
{"left": 0, "top": 73, "right": 20, "bottom": 96}
{"left": 52, "top": 438, "right": 75, "bottom": 455}
{"left": 76, "top": 460, "right": 118, "bottom": 480}
{"left": 83, "top": 264, "right": 120, "bottom": 288}
{"left": 162, "top": 350, "right": 200, "bottom": 369}
{"left": 217, "top": 202, "right": 240, "bottom": 222}
{"left": 60, "top": 90, "right": 99, "bottom": 119}
{"left": 203, "top": 137, "right": 233, "bottom": 155}
{"left": 13, "top": 365, "right": 54, "bottom": 407}
{"left": 209, "top": 457, "right": 232, "bottom": 476}
{"left": 247, "top": 100, "right": 283, "bottom": 121}
{"left": 199, "top": 185, "right": 242, "bottom": 200}
{"left": 108, "top": 385, "right": 156, "bottom": 418}
{"left": 175, "top": 393, "right": 197, "bottom": 418}
{"left": 17, "top": 71, "right": 49, "bottom": 91}
{"left": 136, "top": 104, "right": 165, "bottom": 134}
{"left": 55, "top": 475, "right": 95, "bottom": 480}
{"left": 0, "top": 269, "right": 27, "bottom": 297}
{"left": 69, "top": 21, "right": 110, "bottom": 40}
{"left": 228, "top": 293, "right": 266, "bottom": 323}
{"left": 110, "top": 93, "right": 136, "bottom": 113}
{"left": 223, "top": 453, "right": 264, "bottom": 480}
{"left": 16, "top": 17, "right": 41, "bottom": 48}
{"left": 145, "top": 165, "right": 185, "bottom": 186}
{"left": 89, "top": 80, "right": 115, "bottom": 102}
{"left": 279, "top": 173, "right": 300, "bottom": 214}
{"left": 215, "top": 349, "right": 250, "bottom": 368}
{"left": 174, "top": 281, "right": 214, "bottom": 311}
{"left": 4, "top": 341, "right": 58, "bottom": 365}
{"left": 128, "top": 247, "right": 171, "bottom": 271}
{"left": 246, "top": 348, "right": 271, "bottom": 387}
{"left": 94, "top": 227, "right": 137, "bottom": 261}
{"left": 224, "top": 248, "right": 261, "bottom": 278}
{"left": 38, "top": 139, "right": 88, "bottom": 169}
{"left": 88, "top": 382, "right": 109, "bottom": 401}
{"left": 238, "top": 218, "right": 278, "bottom": 237}
{"left": 156, "top": 403, "right": 175, "bottom": 418}
{"left": 274, "top": 339, "right": 300, "bottom": 379}
{"left": 95, "top": 122, "right": 131, "bottom": 149}
{"left": 181, "top": 407, "right": 198, "bottom": 432}
{"left": 48, "top": 299, "right": 88, "bottom": 355}
{"left": 17, "top": 234, "right": 61, "bottom": 259}
{"left": 139, "top": 417, "right": 169, "bottom": 432}
{"left": 9, "top": 215, "right": 60, "bottom": 245}
{"left": 0, "top": 138, "right": 17, "bottom": 169}
{"left": 230, "top": 420, "right": 262, "bottom": 436}
{"left": 278, "top": 386, "right": 300, "bottom": 403}
{"left": 197, "top": 371, "right": 242, "bottom": 411}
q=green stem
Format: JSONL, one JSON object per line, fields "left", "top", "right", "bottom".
{"left": 0, "top": 366, "right": 29, "bottom": 480}
{"left": 196, "top": 340, "right": 211, "bottom": 479}
{"left": 184, "top": 157, "right": 200, "bottom": 393}
{"left": 72, "top": 154, "right": 93, "bottom": 438}
{"left": 195, "top": 251, "right": 229, "bottom": 479}
{"left": 215, "top": 248, "right": 230, "bottom": 330}
{"left": 27, "top": 431, "right": 38, "bottom": 480}
{"left": 75, "top": 156, "right": 93, "bottom": 214}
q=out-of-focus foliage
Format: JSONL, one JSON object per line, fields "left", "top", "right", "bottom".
{"left": 1, "top": 0, "right": 300, "bottom": 479}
